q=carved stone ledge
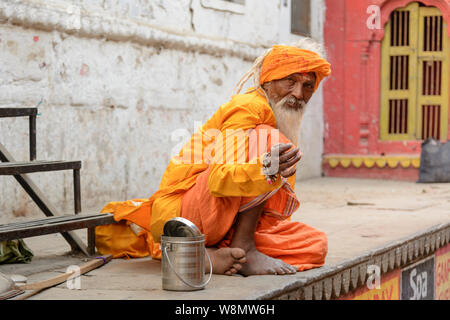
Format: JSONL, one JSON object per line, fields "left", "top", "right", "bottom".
{"left": 332, "top": 273, "right": 342, "bottom": 298}
{"left": 340, "top": 269, "right": 350, "bottom": 295}
{"left": 350, "top": 266, "right": 360, "bottom": 290}
{"left": 263, "top": 223, "right": 449, "bottom": 300}
{"left": 394, "top": 247, "right": 402, "bottom": 268}
{"left": 0, "top": 0, "right": 263, "bottom": 61}
{"left": 407, "top": 241, "right": 414, "bottom": 262}
{"left": 322, "top": 277, "right": 333, "bottom": 300}
{"left": 431, "top": 234, "right": 436, "bottom": 251}
{"left": 388, "top": 250, "right": 396, "bottom": 271}
{"left": 312, "top": 281, "right": 323, "bottom": 300}
{"left": 303, "top": 285, "right": 313, "bottom": 300}
{"left": 418, "top": 237, "right": 425, "bottom": 256}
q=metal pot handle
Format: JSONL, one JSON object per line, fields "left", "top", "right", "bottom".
{"left": 163, "top": 245, "right": 212, "bottom": 289}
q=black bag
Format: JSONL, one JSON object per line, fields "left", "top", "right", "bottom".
{"left": 418, "top": 138, "right": 450, "bottom": 183}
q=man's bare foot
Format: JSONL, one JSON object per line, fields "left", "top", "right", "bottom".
{"left": 238, "top": 248, "right": 297, "bottom": 276}
{"left": 227, "top": 200, "right": 297, "bottom": 276}
{"left": 205, "top": 247, "right": 247, "bottom": 276}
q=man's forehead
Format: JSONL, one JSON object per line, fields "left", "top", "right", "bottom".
{"left": 285, "top": 72, "right": 316, "bottom": 81}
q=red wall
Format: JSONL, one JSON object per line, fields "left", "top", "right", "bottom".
{"left": 323, "top": 0, "right": 450, "bottom": 156}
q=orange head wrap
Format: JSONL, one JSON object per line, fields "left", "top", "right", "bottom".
{"left": 259, "top": 45, "right": 331, "bottom": 92}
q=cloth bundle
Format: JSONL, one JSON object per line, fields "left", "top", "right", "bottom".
{"left": 0, "top": 240, "right": 33, "bottom": 264}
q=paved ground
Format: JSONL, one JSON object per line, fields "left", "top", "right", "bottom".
{"left": 1, "top": 177, "right": 449, "bottom": 299}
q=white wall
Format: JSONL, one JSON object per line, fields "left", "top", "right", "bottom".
{"left": 279, "top": 0, "right": 327, "bottom": 181}
{"left": 0, "top": 0, "right": 326, "bottom": 222}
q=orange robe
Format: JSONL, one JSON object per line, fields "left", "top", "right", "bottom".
{"left": 96, "top": 89, "right": 327, "bottom": 270}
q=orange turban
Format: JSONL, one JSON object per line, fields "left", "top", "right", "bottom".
{"left": 260, "top": 45, "right": 331, "bottom": 92}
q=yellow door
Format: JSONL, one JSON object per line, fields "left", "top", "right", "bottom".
{"left": 380, "top": 2, "right": 449, "bottom": 141}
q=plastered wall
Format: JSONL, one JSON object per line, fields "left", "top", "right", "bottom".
{"left": 0, "top": 0, "right": 326, "bottom": 221}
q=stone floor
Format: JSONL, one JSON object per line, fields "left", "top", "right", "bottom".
{"left": 1, "top": 177, "right": 449, "bottom": 300}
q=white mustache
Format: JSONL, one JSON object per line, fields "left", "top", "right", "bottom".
{"left": 278, "top": 96, "right": 306, "bottom": 111}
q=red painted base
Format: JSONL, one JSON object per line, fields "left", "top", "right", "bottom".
{"left": 322, "top": 164, "right": 419, "bottom": 182}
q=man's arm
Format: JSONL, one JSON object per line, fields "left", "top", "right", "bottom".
{"left": 206, "top": 104, "right": 301, "bottom": 198}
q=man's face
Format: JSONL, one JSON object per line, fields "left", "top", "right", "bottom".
{"left": 263, "top": 72, "right": 316, "bottom": 110}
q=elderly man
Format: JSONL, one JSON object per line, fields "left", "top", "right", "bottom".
{"left": 96, "top": 38, "right": 331, "bottom": 276}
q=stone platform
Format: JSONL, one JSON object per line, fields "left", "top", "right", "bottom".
{"left": 1, "top": 177, "right": 449, "bottom": 300}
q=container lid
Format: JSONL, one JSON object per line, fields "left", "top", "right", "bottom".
{"left": 163, "top": 217, "right": 202, "bottom": 237}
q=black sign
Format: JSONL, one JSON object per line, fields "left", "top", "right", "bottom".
{"left": 401, "top": 257, "right": 435, "bottom": 300}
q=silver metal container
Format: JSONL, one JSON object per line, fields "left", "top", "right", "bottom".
{"left": 161, "top": 218, "right": 212, "bottom": 291}
{"left": 163, "top": 217, "right": 202, "bottom": 238}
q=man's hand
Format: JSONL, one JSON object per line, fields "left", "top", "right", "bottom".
{"left": 265, "top": 143, "right": 303, "bottom": 178}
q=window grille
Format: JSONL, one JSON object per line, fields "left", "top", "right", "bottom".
{"left": 380, "top": 2, "right": 448, "bottom": 141}
{"left": 389, "top": 99, "right": 409, "bottom": 134}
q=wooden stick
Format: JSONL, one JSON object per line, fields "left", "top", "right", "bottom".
{"left": 13, "top": 254, "right": 112, "bottom": 300}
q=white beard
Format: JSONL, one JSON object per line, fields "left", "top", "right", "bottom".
{"left": 269, "top": 97, "right": 304, "bottom": 146}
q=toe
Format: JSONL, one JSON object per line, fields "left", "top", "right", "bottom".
{"left": 230, "top": 248, "right": 246, "bottom": 260}
{"left": 282, "top": 266, "right": 294, "bottom": 274}
{"left": 289, "top": 264, "right": 298, "bottom": 273}
{"left": 238, "top": 257, "right": 247, "bottom": 264}
{"left": 277, "top": 266, "right": 288, "bottom": 275}
{"left": 232, "top": 263, "right": 242, "bottom": 271}
{"left": 287, "top": 266, "right": 297, "bottom": 274}
{"left": 280, "top": 261, "right": 297, "bottom": 273}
